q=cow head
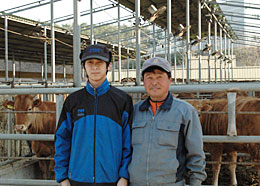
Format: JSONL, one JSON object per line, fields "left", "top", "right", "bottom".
{"left": 3, "top": 95, "right": 42, "bottom": 132}
{"left": 200, "top": 100, "right": 213, "bottom": 112}
{"left": 186, "top": 99, "right": 213, "bottom": 117}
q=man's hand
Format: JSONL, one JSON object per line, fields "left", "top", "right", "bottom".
{"left": 117, "top": 177, "right": 128, "bottom": 186}
{"left": 61, "top": 179, "right": 70, "bottom": 186}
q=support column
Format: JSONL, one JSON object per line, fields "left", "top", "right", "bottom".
{"left": 220, "top": 28, "right": 223, "bottom": 82}
{"left": 63, "top": 60, "right": 66, "bottom": 82}
{"left": 12, "top": 54, "right": 15, "bottom": 84}
{"left": 51, "top": 0, "right": 56, "bottom": 83}
{"left": 174, "top": 38, "right": 177, "bottom": 84}
{"left": 224, "top": 33, "right": 227, "bottom": 81}
{"left": 198, "top": 0, "right": 202, "bottom": 84}
{"left": 153, "top": 24, "right": 156, "bottom": 57}
{"left": 5, "top": 16, "right": 8, "bottom": 82}
{"left": 167, "top": 0, "right": 171, "bottom": 64}
{"left": 165, "top": 30, "right": 167, "bottom": 59}
{"left": 207, "top": 20, "right": 211, "bottom": 82}
{"left": 228, "top": 38, "right": 231, "bottom": 81}
{"left": 41, "top": 59, "right": 44, "bottom": 81}
{"left": 73, "top": 0, "right": 81, "bottom": 87}
{"left": 112, "top": 54, "right": 115, "bottom": 83}
{"left": 90, "top": 0, "right": 94, "bottom": 44}
{"left": 44, "top": 26, "right": 48, "bottom": 82}
{"left": 186, "top": 0, "right": 190, "bottom": 84}
{"left": 118, "top": 3, "right": 121, "bottom": 83}
{"left": 135, "top": 0, "right": 141, "bottom": 85}
{"left": 127, "top": 47, "right": 129, "bottom": 81}
{"left": 214, "top": 20, "right": 217, "bottom": 83}
{"left": 231, "top": 41, "right": 234, "bottom": 80}
{"left": 182, "top": 40, "right": 185, "bottom": 84}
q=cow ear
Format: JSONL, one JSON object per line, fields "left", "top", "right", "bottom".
{"left": 3, "top": 100, "right": 14, "bottom": 110}
{"left": 33, "top": 99, "right": 42, "bottom": 107}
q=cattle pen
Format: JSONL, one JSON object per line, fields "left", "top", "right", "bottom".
{"left": 1, "top": 0, "right": 260, "bottom": 185}
{"left": 1, "top": 83, "right": 260, "bottom": 185}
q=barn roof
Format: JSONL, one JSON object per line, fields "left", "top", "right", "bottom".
{"left": 115, "top": 0, "right": 237, "bottom": 40}
{"left": 0, "top": 15, "right": 144, "bottom": 66}
{"left": 0, "top": 0, "right": 236, "bottom": 66}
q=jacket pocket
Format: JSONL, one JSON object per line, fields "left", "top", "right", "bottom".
{"left": 156, "top": 121, "right": 180, "bottom": 147}
{"left": 132, "top": 120, "right": 146, "bottom": 145}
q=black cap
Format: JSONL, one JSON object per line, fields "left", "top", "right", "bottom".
{"left": 80, "top": 44, "right": 112, "bottom": 63}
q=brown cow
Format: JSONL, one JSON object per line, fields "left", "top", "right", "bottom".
{"left": 185, "top": 99, "right": 209, "bottom": 114}
{"left": 211, "top": 91, "right": 248, "bottom": 99}
{"left": 3, "top": 95, "right": 56, "bottom": 180}
{"left": 194, "top": 97, "right": 260, "bottom": 186}
{"left": 176, "top": 92, "right": 195, "bottom": 99}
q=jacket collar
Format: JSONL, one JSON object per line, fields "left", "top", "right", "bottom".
{"left": 86, "top": 78, "right": 110, "bottom": 96}
{"left": 139, "top": 92, "right": 173, "bottom": 112}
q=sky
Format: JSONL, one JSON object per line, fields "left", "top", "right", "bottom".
{"left": 0, "top": 0, "right": 132, "bottom": 26}
{"left": 217, "top": 0, "right": 260, "bottom": 45}
{"left": 1, "top": 0, "right": 259, "bottom": 43}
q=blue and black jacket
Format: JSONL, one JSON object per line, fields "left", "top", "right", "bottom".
{"left": 54, "top": 79, "right": 133, "bottom": 185}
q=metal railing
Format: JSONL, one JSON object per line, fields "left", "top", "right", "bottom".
{"left": 1, "top": 83, "right": 260, "bottom": 185}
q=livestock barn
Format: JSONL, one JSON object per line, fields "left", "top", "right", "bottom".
{"left": 1, "top": 0, "right": 260, "bottom": 186}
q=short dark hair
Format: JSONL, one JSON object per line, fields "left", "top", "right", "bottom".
{"left": 142, "top": 66, "right": 171, "bottom": 79}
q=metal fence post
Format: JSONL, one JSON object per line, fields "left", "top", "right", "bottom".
{"left": 227, "top": 92, "right": 237, "bottom": 136}
{"left": 55, "top": 95, "right": 64, "bottom": 128}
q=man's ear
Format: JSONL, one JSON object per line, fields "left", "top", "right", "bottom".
{"left": 107, "top": 62, "right": 112, "bottom": 71}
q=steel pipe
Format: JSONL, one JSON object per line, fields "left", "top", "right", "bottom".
{"left": 73, "top": 0, "right": 81, "bottom": 87}
{"left": 214, "top": 20, "right": 217, "bottom": 83}
{"left": 0, "top": 179, "right": 59, "bottom": 186}
{"left": 135, "top": 0, "right": 141, "bottom": 86}
{"left": 220, "top": 28, "right": 223, "bottom": 82}
{"left": 118, "top": 3, "right": 121, "bottom": 83}
{"left": 0, "top": 134, "right": 54, "bottom": 141}
{"left": 167, "top": 0, "right": 171, "bottom": 63}
{"left": 198, "top": 0, "right": 202, "bottom": 84}
{"left": 1, "top": 134, "right": 260, "bottom": 144}
{"left": 203, "top": 136, "right": 260, "bottom": 143}
{"left": 1, "top": 82, "right": 260, "bottom": 95}
{"left": 186, "top": 0, "right": 190, "bottom": 84}
{"left": 51, "top": 0, "right": 55, "bottom": 83}
{"left": 90, "top": 0, "right": 94, "bottom": 44}
{"left": 5, "top": 16, "right": 8, "bottom": 82}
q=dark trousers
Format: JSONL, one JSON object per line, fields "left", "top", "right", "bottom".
{"left": 69, "top": 179, "right": 117, "bottom": 186}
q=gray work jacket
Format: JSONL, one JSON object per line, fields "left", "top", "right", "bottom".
{"left": 129, "top": 93, "right": 206, "bottom": 186}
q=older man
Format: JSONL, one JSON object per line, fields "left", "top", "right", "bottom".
{"left": 129, "top": 57, "right": 206, "bottom": 186}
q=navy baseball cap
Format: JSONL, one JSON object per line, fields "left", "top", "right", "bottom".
{"left": 80, "top": 44, "right": 112, "bottom": 63}
{"left": 142, "top": 57, "right": 171, "bottom": 75}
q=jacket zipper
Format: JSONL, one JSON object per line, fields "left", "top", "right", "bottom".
{"left": 146, "top": 110, "right": 155, "bottom": 186}
{"left": 93, "top": 88, "right": 97, "bottom": 185}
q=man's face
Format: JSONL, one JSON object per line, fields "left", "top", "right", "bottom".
{"left": 85, "top": 59, "right": 107, "bottom": 87}
{"left": 143, "top": 69, "right": 171, "bottom": 101}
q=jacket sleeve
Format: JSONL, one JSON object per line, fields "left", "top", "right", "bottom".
{"left": 119, "top": 95, "right": 133, "bottom": 180}
{"left": 185, "top": 107, "right": 207, "bottom": 186}
{"left": 54, "top": 100, "right": 73, "bottom": 183}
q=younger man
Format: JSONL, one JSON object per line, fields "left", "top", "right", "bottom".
{"left": 129, "top": 57, "right": 206, "bottom": 186}
{"left": 55, "top": 44, "right": 133, "bottom": 186}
